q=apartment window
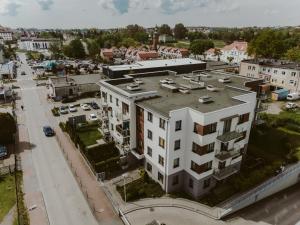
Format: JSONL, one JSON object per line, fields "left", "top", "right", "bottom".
{"left": 116, "top": 98, "right": 119, "bottom": 106}
{"left": 238, "top": 113, "right": 250, "bottom": 124}
{"left": 159, "top": 137, "right": 165, "bottom": 149}
{"left": 203, "top": 178, "right": 211, "bottom": 189}
{"left": 158, "top": 172, "right": 164, "bottom": 183}
{"left": 111, "top": 123, "right": 114, "bottom": 131}
{"left": 147, "top": 130, "right": 153, "bottom": 140}
{"left": 158, "top": 155, "right": 164, "bottom": 166}
{"left": 173, "top": 158, "right": 180, "bottom": 168}
{"left": 175, "top": 120, "right": 182, "bottom": 131}
{"left": 274, "top": 70, "right": 278, "bottom": 74}
{"left": 147, "top": 147, "right": 152, "bottom": 157}
{"left": 191, "top": 161, "right": 212, "bottom": 174}
{"left": 172, "top": 175, "right": 179, "bottom": 186}
{"left": 159, "top": 118, "right": 166, "bottom": 130}
{"left": 218, "top": 161, "right": 226, "bottom": 170}
{"left": 282, "top": 71, "right": 286, "bottom": 75}
{"left": 189, "top": 178, "right": 194, "bottom": 189}
{"left": 146, "top": 162, "right": 152, "bottom": 173}
{"left": 192, "top": 142, "right": 214, "bottom": 156}
{"left": 292, "top": 72, "right": 296, "bottom": 77}
{"left": 248, "top": 66, "right": 251, "bottom": 70}
{"left": 252, "top": 66, "right": 255, "bottom": 71}
{"left": 194, "top": 122, "right": 216, "bottom": 135}
{"left": 148, "top": 112, "right": 153, "bottom": 122}
{"left": 174, "top": 140, "right": 181, "bottom": 150}
{"left": 110, "top": 95, "right": 112, "bottom": 103}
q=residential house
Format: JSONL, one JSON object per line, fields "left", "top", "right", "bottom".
{"left": 158, "top": 47, "right": 190, "bottom": 59}
{"left": 0, "top": 26, "right": 13, "bottom": 41}
{"left": 220, "top": 41, "right": 251, "bottom": 64}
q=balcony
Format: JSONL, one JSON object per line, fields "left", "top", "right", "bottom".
{"left": 116, "top": 124, "right": 130, "bottom": 137}
{"left": 213, "top": 165, "right": 238, "bottom": 181}
{"left": 215, "top": 149, "right": 241, "bottom": 161}
{"left": 217, "top": 131, "right": 243, "bottom": 143}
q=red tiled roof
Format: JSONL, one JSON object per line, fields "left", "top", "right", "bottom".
{"left": 137, "top": 51, "right": 159, "bottom": 60}
{"left": 222, "top": 41, "right": 248, "bottom": 52}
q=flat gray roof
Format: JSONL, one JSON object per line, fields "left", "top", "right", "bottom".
{"left": 105, "top": 58, "right": 205, "bottom": 72}
{"left": 103, "top": 71, "right": 255, "bottom": 116}
{"left": 50, "top": 74, "right": 101, "bottom": 88}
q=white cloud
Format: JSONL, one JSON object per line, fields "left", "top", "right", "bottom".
{"left": 37, "top": 0, "right": 54, "bottom": 10}
{"left": 0, "top": 0, "right": 21, "bottom": 16}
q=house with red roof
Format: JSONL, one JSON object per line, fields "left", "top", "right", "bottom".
{"left": 220, "top": 41, "right": 252, "bottom": 64}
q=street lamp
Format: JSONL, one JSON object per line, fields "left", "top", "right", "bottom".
{"left": 122, "top": 173, "right": 128, "bottom": 203}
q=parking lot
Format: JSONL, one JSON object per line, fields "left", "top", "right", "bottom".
{"left": 52, "top": 97, "right": 102, "bottom": 123}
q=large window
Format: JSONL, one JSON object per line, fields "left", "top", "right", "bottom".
{"left": 238, "top": 113, "right": 250, "bottom": 124}
{"left": 173, "top": 158, "right": 180, "bottom": 168}
{"left": 174, "top": 139, "right": 181, "bottom": 150}
{"left": 191, "top": 161, "right": 212, "bottom": 174}
{"left": 147, "top": 162, "right": 152, "bottom": 173}
{"left": 148, "top": 112, "right": 153, "bottom": 122}
{"left": 147, "top": 130, "right": 153, "bottom": 140}
{"left": 175, "top": 120, "right": 182, "bottom": 131}
{"left": 147, "top": 147, "right": 152, "bottom": 157}
{"left": 159, "top": 137, "right": 165, "bottom": 149}
{"left": 158, "top": 155, "right": 164, "bottom": 166}
{"left": 159, "top": 118, "right": 166, "bottom": 130}
{"left": 194, "top": 123, "right": 216, "bottom": 135}
{"left": 110, "top": 95, "right": 112, "bottom": 103}
{"left": 158, "top": 172, "right": 164, "bottom": 183}
{"left": 192, "top": 142, "right": 214, "bottom": 155}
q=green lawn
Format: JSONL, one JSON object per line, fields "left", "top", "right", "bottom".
{"left": 174, "top": 41, "right": 190, "bottom": 48}
{"left": 77, "top": 128, "right": 102, "bottom": 147}
{"left": 0, "top": 174, "right": 16, "bottom": 222}
{"left": 212, "top": 39, "right": 226, "bottom": 48}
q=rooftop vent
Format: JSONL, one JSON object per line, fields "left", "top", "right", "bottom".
{"left": 134, "top": 78, "right": 143, "bottom": 84}
{"left": 206, "top": 85, "right": 218, "bottom": 92}
{"left": 200, "top": 73, "right": 211, "bottom": 78}
{"left": 199, "top": 96, "right": 213, "bottom": 104}
{"left": 179, "top": 86, "right": 190, "bottom": 94}
{"left": 160, "top": 78, "right": 175, "bottom": 84}
{"left": 161, "top": 83, "right": 178, "bottom": 92}
{"left": 126, "top": 83, "right": 141, "bottom": 91}
{"left": 218, "top": 77, "right": 231, "bottom": 83}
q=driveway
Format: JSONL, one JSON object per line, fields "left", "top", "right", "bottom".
{"left": 16, "top": 52, "right": 98, "bottom": 225}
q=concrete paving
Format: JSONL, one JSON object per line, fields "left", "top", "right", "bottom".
{"left": 16, "top": 52, "right": 99, "bottom": 225}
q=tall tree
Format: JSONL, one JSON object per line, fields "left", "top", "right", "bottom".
{"left": 173, "top": 23, "right": 188, "bottom": 40}
{"left": 285, "top": 46, "right": 300, "bottom": 62}
{"left": 63, "top": 39, "right": 86, "bottom": 59}
{"left": 0, "top": 113, "right": 16, "bottom": 144}
{"left": 189, "top": 39, "right": 214, "bottom": 55}
{"left": 159, "top": 24, "right": 172, "bottom": 36}
{"left": 49, "top": 43, "right": 62, "bottom": 59}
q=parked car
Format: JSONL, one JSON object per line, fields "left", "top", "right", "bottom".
{"left": 0, "top": 145, "right": 8, "bottom": 158}
{"left": 287, "top": 93, "right": 300, "bottom": 101}
{"left": 89, "top": 113, "right": 98, "bottom": 121}
{"left": 59, "top": 106, "right": 69, "bottom": 114}
{"left": 21, "top": 71, "right": 26, "bottom": 75}
{"left": 285, "top": 102, "right": 298, "bottom": 110}
{"left": 81, "top": 104, "right": 90, "bottom": 111}
{"left": 69, "top": 104, "right": 77, "bottom": 113}
{"left": 90, "top": 101, "right": 100, "bottom": 109}
{"left": 43, "top": 126, "right": 55, "bottom": 137}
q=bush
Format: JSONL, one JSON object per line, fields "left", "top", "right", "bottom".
{"left": 59, "top": 122, "right": 66, "bottom": 132}
{"left": 51, "top": 107, "right": 60, "bottom": 117}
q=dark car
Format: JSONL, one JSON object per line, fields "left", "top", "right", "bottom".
{"left": 43, "top": 126, "right": 55, "bottom": 137}
{"left": 91, "top": 101, "right": 100, "bottom": 109}
{"left": 21, "top": 71, "right": 26, "bottom": 75}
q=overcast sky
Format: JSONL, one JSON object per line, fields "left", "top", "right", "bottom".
{"left": 0, "top": 0, "right": 299, "bottom": 29}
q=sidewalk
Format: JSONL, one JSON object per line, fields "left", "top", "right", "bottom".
{"left": 53, "top": 124, "right": 122, "bottom": 225}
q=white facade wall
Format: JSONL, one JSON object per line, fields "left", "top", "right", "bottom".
{"left": 0, "top": 32, "right": 13, "bottom": 41}
{"left": 221, "top": 49, "right": 250, "bottom": 64}
{"left": 18, "top": 40, "right": 56, "bottom": 51}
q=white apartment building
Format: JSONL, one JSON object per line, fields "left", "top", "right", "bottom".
{"left": 18, "top": 37, "right": 60, "bottom": 52}
{"left": 240, "top": 59, "right": 300, "bottom": 92}
{"left": 0, "top": 46, "right": 4, "bottom": 64}
{"left": 0, "top": 31, "right": 13, "bottom": 41}
{"left": 99, "top": 70, "right": 258, "bottom": 198}
{"left": 220, "top": 41, "right": 251, "bottom": 64}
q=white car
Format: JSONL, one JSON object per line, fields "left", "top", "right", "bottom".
{"left": 59, "top": 106, "right": 68, "bottom": 114}
{"left": 69, "top": 105, "right": 77, "bottom": 112}
{"left": 80, "top": 104, "right": 90, "bottom": 111}
{"left": 285, "top": 102, "right": 298, "bottom": 110}
{"left": 89, "top": 113, "right": 98, "bottom": 121}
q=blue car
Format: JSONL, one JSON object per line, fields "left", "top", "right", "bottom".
{"left": 43, "top": 126, "right": 55, "bottom": 137}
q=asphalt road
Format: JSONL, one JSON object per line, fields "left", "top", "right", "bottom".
{"left": 229, "top": 183, "right": 300, "bottom": 225}
{"left": 16, "top": 53, "right": 98, "bottom": 225}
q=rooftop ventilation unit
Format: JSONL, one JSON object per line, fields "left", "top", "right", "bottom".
{"left": 126, "top": 83, "right": 141, "bottom": 91}
{"left": 183, "top": 74, "right": 193, "bottom": 80}
{"left": 160, "top": 78, "right": 175, "bottom": 84}
{"left": 179, "top": 86, "right": 190, "bottom": 94}
{"left": 134, "top": 78, "right": 143, "bottom": 84}
{"left": 218, "top": 77, "right": 231, "bottom": 83}
{"left": 206, "top": 85, "right": 218, "bottom": 92}
{"left": 161, "top": 83, "right": 178, "bottom": 92}
{"left": 200, "top": 73, "right": 211, "bottom": 78}
{"left": 199, "top": 96, "right": 213, "bottom": 104}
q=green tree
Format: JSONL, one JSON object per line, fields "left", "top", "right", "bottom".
{"left": 174, "top": 23, "right": 188, "bottom": 40}
{"left": 248, "top": 30, "right": 290, "bottom": 59}
{"left": 159, "top": 24, "right": 172, "bottom": 36}
{"left": 87, "top": 39, "right": 101, "bottom": 59}
{"left": 190, "top": 39, "right": 214, "bottom": 55}
{"left": 187, "top": 32, "right": 207, "bottom": 42}
{"left": 0, "top": 113, "right": 16, "bottom": 144}
{"left": 63, "top": 39, "right": 86, "bottom": 59}
{"left": 121, "top": 38, "right": 138, "bottom": 48}
{"left": 285, "top": 46, "right": 300, "bottom": 62}
{"left": 49, "top": 43, "right": 62, "bottom": 59}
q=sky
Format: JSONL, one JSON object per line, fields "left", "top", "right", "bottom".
{"left": 0, "top": 0, "right": 300, "bottom": 29}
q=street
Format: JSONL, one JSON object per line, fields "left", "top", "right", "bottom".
{"left": 16, "top": 53, "right": 99, "bottom": 225}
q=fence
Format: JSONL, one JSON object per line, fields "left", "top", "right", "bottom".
{"left": 219, "top": 162, "right": 300, "bottom": 218}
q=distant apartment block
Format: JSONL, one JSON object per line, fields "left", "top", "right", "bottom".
{"left": 102, "top": 58, "right": 206, "bottom": 79}
{"left": 98, "top": 70, "right": 259, "bottom": 198}
{"left": 240, "top": 59, "right": 300, "bottom": 92}
{"left": 0, "top": 27, "right": 13, "bottom": 41}
{"left": 18, "top": 37, "right": 61, "bottom": 52}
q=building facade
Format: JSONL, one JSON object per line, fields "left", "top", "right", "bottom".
{"left": 98, "top": 70, "right": 258, "bottom": 198}
{"left": 220, "top": 41, "right": 251, "bottom": 64}
{"left": 0, "top": 28, "right": 13, "bottom": 41}
{"left": 240, "top": 59, "right": 300, "bottom": 92}
{"left": 18, "top": 38, "right": 61, "bottom": 51}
